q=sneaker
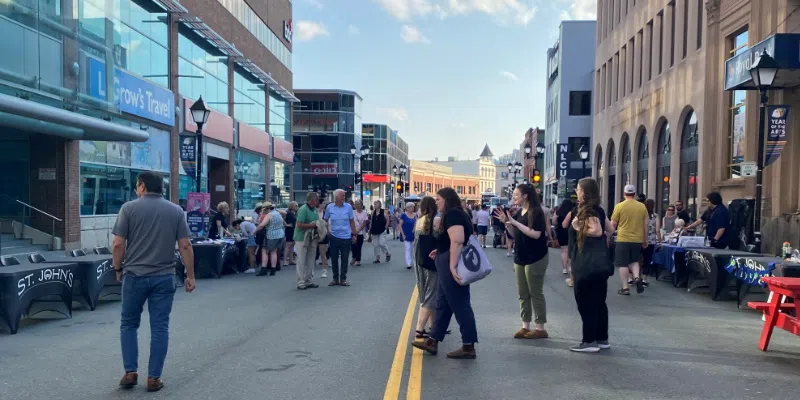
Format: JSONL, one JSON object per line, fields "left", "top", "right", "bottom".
{"left": 307, "top": 283, "right": 319, "bottom": 289}
{"left": 562, "top": 268, "right": 568, "bottom": 274}
{"left": 569, "top": 342, "right": 600, "bottom": 353}
{"left": 244, "top": 268, "right": 256, "bottom": 274}
{"left": 146, "top": 377, "right": 164, "bottom": 392}
{"left": 411, "top": 338, "right": 438, "bottom": 355}
{"left": 642, "top": 280, "right": 650, "bottom": 288}
{"left": 523, "top": 329, "right": 549, "bottom": 339}
{"left": 597, "top": 340, "right": 611, "bottom": 349}
{"left": 119, "top": 372, "right": 138, "bottom": 389}
{"left": 297, "top": 285, "right": 308, "bottom": 290}
{"left": 321, "top": 270, "right": 328, "bottom": 278}
{"left": 628, "top": 278, "right": 634, "bottom": 285}
{"left": 565, "top": 278, "right": 574, "bottom": 287}
{"left": 634, "top": 277, "right": 645, "bottom": 293}
{"left": 446, "top": 345, "right": 476, "bottom": 359}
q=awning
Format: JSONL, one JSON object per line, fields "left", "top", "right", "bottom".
{"left": 0, "top": 93, "right": 149, "bottom": 142}
{"left": 725, "top": 33, "right": 800, "bottom": 91}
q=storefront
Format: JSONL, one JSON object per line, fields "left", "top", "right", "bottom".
{"left": 271, "top": 137, "right": 294, "bottom": 206}
{"left": 234, "top": 122, "right": 270, "bottom": 215}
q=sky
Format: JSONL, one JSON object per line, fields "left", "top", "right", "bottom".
{"left": 291, "top": 0, "right": 597, "bottom": 160}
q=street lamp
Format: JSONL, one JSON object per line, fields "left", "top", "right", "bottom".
{"left": 536, "top": 141, "right": 546, "bottom": 155}
{"left": 524, "top": 142, "right": 532, "bottom": 159}
{"left": 579, "top": 144, "right": 589, "bottom": 178}
{"left": 190, "top": 96, "right": 210, "bottom": 193}
{"left": 748, "top": 51, "right": 780, "bottom": 253}
{"left": 358, "top": 144, "right": 370, "bottom": 201}
{"left": 350, "top": 144, "right": 358, "bottom": 190}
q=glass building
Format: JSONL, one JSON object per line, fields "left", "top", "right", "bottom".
{"left": 362, "top": 124, "right": 409, "bottom": 205}
{"left": 292, "top": 90, "right": 363, "bottom": 201}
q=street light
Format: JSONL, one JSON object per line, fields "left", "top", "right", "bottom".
{"left": 748, "top": 51, "right": 780, "bottom": 253}
{"left": 358, "top": 144, "right": 371, "bottom": 201}
{"left": 524, "top": 142, "right": 532, "bottom": 159}
{"left": 190, "top": 96, "right": 210, "bottom": 193}
{"left": 579, "top": 144, "right": 589, "bottom": 178}
{"left": 536, "top": 141, "right": 546, "bottom": 155}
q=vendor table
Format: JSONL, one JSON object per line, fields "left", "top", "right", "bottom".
{"left": 44, "top": 255, "right": 117, "bottom": 311}
{"left": 0, "top": 262, "right": 79, "bottom": 334}
{"left": 685, "top": 248, "right": 761, "bottom": 301}
{"left": 747, "top": 277, "right": 800, "bottom": 351}
{"left": 652, "top": 244, "right": 706, "bottom": 287}
{"left": 192, "top": 242, "right": 225, "bottom": 279}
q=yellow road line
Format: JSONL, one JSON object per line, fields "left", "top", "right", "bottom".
{"left": 383, "top": 285, "right": 419, "bottom": 400}
{"left": 406, "top": 343, "right": 423, "bottom": 400}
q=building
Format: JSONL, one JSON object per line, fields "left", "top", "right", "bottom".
{"left": 707, "top": 1, "right": 800, "bottom": 253}
{"left": 593, "top": 0, "right": 707, "bottom": 217}
{"left": 521, "top": 127, "right": 546, "bottom": 202}
{"left": 292, "top": 89, "right": 363, "bottom": 201}
{"left": 408, "top": 160, "right": 480, "bottom": 203}
{"left": 544, "top": 20, "right": 596, "bottom": 207}
{"left": 0, "top": 0, "right": 297, "bottom": 253}
{"left": 430, "top": 144, "right": 497, "bottom": 195}
{"left": 362, "top": 123, "right": 409, "bottom": 206}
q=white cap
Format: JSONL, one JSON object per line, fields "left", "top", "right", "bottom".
{"left": 624, "top": 184, "right": 636, "bottom": 194}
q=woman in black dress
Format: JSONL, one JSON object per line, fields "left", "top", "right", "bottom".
{"left": 555, "top": 199, "right": 574, "bottom": 285}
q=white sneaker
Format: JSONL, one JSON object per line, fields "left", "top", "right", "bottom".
{"left": 321, "top": 270, "right": 328, "bottom": 278}
{"left": 244, "top": 268, "right": 256, "bottom": 274}
{"left": 562, "top": 268, "right": 568, "bottom": 274}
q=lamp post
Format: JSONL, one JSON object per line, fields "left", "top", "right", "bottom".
{"left": 579, "top": 144, "right": 589, "bottom": 178}
{"left": 359, "top": 144, "right": 370, "bottom": 201}
{"left": 748, "top": 51, "right": 780, "bottom": 253}
{"left": 350, "top": 144, "right": 358, "bottom": 190}
{"left": 190, "top": 96, "right": 211, "bottom": 193}
{"left": 524, "top": 142, "right": 532, "bottom": 159}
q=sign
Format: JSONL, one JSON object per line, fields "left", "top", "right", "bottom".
{"left": 180, "top": 136, "right": 197, "bottom": 179}
{"left": 87, "top": 57, "right": 175, "bottom": 126}
{"left": 17, "top": 268, "right": 74, "bottom": 297}
{"left": 556, "top": 144, "right": 569, "bottom": 180}
{"left": 363, "top": 174, "right": 390, "bottom": 183}
{"left": 363, "top": 190, "right": 372, "bottom": 196}
{"left": 38, "top": 168, "right": 56, "bottom": 181}
{"left": 186, "top": 192, "right": 210, "bottom": 236}
{"left": 215, "top": 185, "right": 226, "bottom": 192}
{"left": 726, "top": 257, "right": 776, "bottom": 287}
{"left": 131, "top": 129, "right": 170, "bottom": 172}
{"left": 724, "top": 34, "right": 800, "bottom": 90}
{"left": 284, "top": 20, "right": 293, "bottom": 43}
{"left": 765, "top": 105, "right": 790, "bottom": 166}
{"left": 311, "top": 163, "right": 337, "bottom": 177}
{"left": 740, "top": 161, "right": 757, "bottom": 177}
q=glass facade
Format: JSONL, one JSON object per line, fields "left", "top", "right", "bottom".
{"left": 79, "top": 128, "right": 171, "bottom": 215}
{"left": 269, "top": 90, "right": 291, "bottom": 141}
{"left": 729, "top": 29, "right": 748, "bottom": 178}
{"left": 680, "top": 110, "right": 699, "bottom": 219}
{"left": 637, "top": 130, "right": 649, "bottom": 198}
{"left": 271, "top": 160, "right": 291, "bottom": 207}
{"left": 216, "top": 0, "right": 292, "bottom": 70}
{"left": 179, "top": 31, "right": 229, "bottom": 114}
{"left": 656, "top": 121, "right": 671, "bottom": 214}
{"left": 233, "top": 150, "right": 267, "bottom": 212}
{"left": 234, "top": 69, "right": 267, "bottom": 129}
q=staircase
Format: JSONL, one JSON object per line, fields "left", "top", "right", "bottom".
{"left": 0, "top": 233, "right": 50, "bottom": 258}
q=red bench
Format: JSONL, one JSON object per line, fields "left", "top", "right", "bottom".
{"left": 747, "top": 277, "right": 800, "bottom": 351}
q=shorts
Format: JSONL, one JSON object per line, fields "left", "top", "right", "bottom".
{"left": 247, "top": 236, "right": 257, "bottom": 247}
{"left": 477, "top": 225, "right": 488, "bottom": 235}
{"left": 473, "top": 224, "right": 478, "bottom": 233}
{"left": 614, "top": 242, "right": 643, "bottom": 267}
{"left": 319, "top": 235, "right": 329, "bottom": 245}
{"left": 265, "top": 238, "right": 285, "bottom": 251}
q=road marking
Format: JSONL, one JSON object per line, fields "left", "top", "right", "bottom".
{"left": 383, "top": 285, "right": 419, "bottom": 400}
{"left": 406, "top": 342, "right": 423, "bottom": 400}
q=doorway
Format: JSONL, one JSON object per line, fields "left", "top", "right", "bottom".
{"left": 208, "top": 157, "right": 230, "bottom": 209}
{"left": 0, "top": 131, "right": 30, "bottom": 220}
{"left": 607, "top": 174, "right": 616, "bottom": 211}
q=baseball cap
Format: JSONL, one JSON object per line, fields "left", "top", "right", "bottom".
{"left": 624, "top": 184, "right": 636, "bottom": 194}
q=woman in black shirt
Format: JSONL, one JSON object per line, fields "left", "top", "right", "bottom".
{"left": 369, "top": 200, "right": 391, "bottom": 263}
{"left": 568, "top": 178, "right": 615, "bottom": 353}
{"left": 208, "top": 201, "right": 230, "bottom": 239}
{"left": 495, "top": 184, "right": 549, "bottom": 339}
{"left": 412, "top": 187, "right": 478, "bottom": 359}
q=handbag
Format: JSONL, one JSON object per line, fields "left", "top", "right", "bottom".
{"left": 455, "top": 235, "right": 493, "bottom": 285}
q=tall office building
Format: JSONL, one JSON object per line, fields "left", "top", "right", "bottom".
{"left": 362, "top": 124, "right": 409, "bottom": 206}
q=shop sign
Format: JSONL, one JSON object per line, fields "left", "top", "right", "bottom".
{"left": 311, "top": 163, "right": 337, "bottom": 177}
{"left": 38, "top": 168, "right": 56, "bottom": 181}
{"left": 766, "top": 105, "right": 790, "bottom": 166}
{"left": 740, "top": 162, "right": 756, "bottom": 178}
{"left": 180, "top": 136, "right": 197, "bottom": 179}
{"left": 186, "top": 192, "right": 210, "bottom": 236}
{"left": 556, "top": 144, "right": 570, "bottom": 180}
{"left": 724, "top": 34, "right": 800, "bottom": 90}
{"left": 363, "top": 174, "right": 390, "bottom": 183}
{"left": 87, "top": 57, "right": 175, "bottom": 126}
{"left": 284, "top": 20, "right": 293, "bottom": 43}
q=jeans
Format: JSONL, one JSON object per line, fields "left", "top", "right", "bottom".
{"left": 573, "top": 275, "right": 609, "bottom": 344}
{"left": 372, "top": 233, "right": 390, "bottom": 259}
{"left": 120, "top": 274, "right": 177, "bottom": 378}
{"left": 514, "top": 256, "right": 549, "bottom": 324}
{"left": 328, "top": 237, "right": 351, "bottom": 282}
{"left": 403, "top": 241, "right": 414, "bottom": 267}
{"left": 430, "top": 252, "right": 478, "bottom": 344}
{"left": 351, "top": 234, "right": 364, "bottom": 262}
{"left": 295, "top": 239, "right": 318, "bottom": 287}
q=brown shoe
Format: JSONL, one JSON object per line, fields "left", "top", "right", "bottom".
{"left": 524, "top": 329, "right": 549, "bottom": 339}
{"left": 147, "top": 378, "right": 164, "bottom": 392}
{"left": 513, "top": 328, "right": 531, "bottom": 339}
{"left": 411, "top": 338, "right": 438, "bottom": 355}
{"left": 119, "top": 372, "right": 138, "bottom": 389}
{"left": 446, "top": 344, "right": 476, "bottom": 359}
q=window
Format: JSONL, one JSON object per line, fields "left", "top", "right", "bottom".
{"left": 629, "top": 37, "right": 635, "bottom": 93}
{"left": 638, "top": 29, "right": 644, "bottom": 88}
{"left": 657, "top": 11, "right": 664, "bottom": 75}
{"left": 614, "top": 52, "right": 620, "bottom": 102}
{"left": 697, "top": 0, "right": 703, "bottom": 49}
{"left": 647, "top": 20, "right": 654, "bottom": 81}
{"left": 620, "top": 45, "right": 626, "bottom": 99}
{"left": 682, "top": 0, "right": 689, "bottom": 58}
{"left": 669, "top": 1, "right": 676, "bottom": 67}
{"left": 728, "top": 29, "right": 748, "bottom": 178}
{"left": 569, "top": 91, "right": 592, "bottom": 115}
{"left": 215, "top": 0, "right": 292, "bottom": 70}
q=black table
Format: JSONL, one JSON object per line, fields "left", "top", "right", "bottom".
{"left": 0, "top": 262, "right": 79, "bottom": 334}
{"left": 192, "top": 242, "right": 224, "bottom": 279}
{"left": 685, "top": 248, "right": 762, "bottom": 301}
{"left": 44, "top": 255, "right": 117, "bottom": 311}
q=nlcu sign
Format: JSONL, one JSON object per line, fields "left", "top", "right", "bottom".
{"left": 284, "top": 20, "right": 293, "bottom": 43}
{"left": 556, "top": 144, "right": 570, "bottom": 179}
{"left": 87, "top": 57, "right": 175, "bottom": 126}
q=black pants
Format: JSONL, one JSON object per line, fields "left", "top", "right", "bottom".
{"left": 328, "top": 237, "right": 351, "bottom": 282}
{"left": 351, "top": 234, "right": 364, "bottom": 262}
{"left": 574, "top": 275, "right": 609, "bottom": 344}
{"left": 642, "top": 244, "right": 655, "bottom": 275}
{"left": 430, "top": 252, "right": 478, "bottom": 344}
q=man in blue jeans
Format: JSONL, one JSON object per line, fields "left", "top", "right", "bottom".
{"left": 112, "top": 171, "right": 196, "bottom": 392}
{"left": 324, "top": 189, "right": 357, "bottom": 286}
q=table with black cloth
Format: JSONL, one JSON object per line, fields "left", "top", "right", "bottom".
{"left": 44, "top": 254, "right": 117, "bottom": 311}
{"left": 220, "top": 238, "right": 248, "bottom": 274}
{"left": 685, "top": 248, "right": 763, "bottom": 301}
{"left": 0, "top": 262, "right": 79, "bottom": 334}
{"left": 192, "top": 241, "right": 225, "bottom": 279}
{"left": 652, "top": 244, "right": 700, "bottom": 287}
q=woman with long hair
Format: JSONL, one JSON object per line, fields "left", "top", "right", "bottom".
{"left": 413, "top": 196, "right": 440, "bottom": 338}
{"left": 494, "top": 184, "right": 550, "bottom": 339}
{"left": 569, "top": 178, "right": 615, "bottom": 353}
{"left": 555, "top": 199, "right": 574, "bottom": 284}
{"left": 412, "top": 187, "right": 478, "bottom": 359}
{"left": 369, "top": 200, "right": 391, "bottom": 263}
{"left": 351, "top": 200, "right": 369, "bottom": 267}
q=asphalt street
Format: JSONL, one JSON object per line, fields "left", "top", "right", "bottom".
{"left": 0, "top": 238, "right": 799, "bottom": 400}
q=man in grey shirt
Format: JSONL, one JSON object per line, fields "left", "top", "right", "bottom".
{"left": 112, "top": 171, "right": 196, "bottom": 392}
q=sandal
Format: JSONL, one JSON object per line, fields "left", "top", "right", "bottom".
{"left": 617, "top": 288, "right": 630, "bottom": 296}
{"left": 386, "top": 254, "right": 391, "bottom": 262}
{"left": 415, "top": 329, "right": 429, "bottom": 339}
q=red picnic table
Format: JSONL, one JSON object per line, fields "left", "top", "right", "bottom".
{"left": 747, "top": 277, "right": 800, "bottom": 351}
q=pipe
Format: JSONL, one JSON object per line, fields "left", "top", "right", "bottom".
{"left": 0, "top": 112, "right": 85, "bottom": 139}
{"left": 0, "top": 93, "right": 149, "bottom": 142}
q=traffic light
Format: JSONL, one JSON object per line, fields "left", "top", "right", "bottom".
{"left": 258, "top": 184, "right": 266, "bottom": 199}
{"left": 551, "top": 184, "right": 557, "bottom": 195}
{"left": 354, "top": 173, "right": 361, "bottom": 185}
{"left": 396, "top": 182, "right": 403, "bottom": 194}
{"left": 532, "top": 170, "right": 541, "bottom": 184}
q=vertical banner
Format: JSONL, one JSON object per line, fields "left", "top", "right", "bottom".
{"left": 186, "top": 192, "right": 210, "bottom": 236}
{"left": 180, "top": 136, "right": 197, "bottom": 179}
{"left": 765, "top": 105, "right": 790, "bottom": 167}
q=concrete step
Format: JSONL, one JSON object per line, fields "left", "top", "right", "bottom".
{"left": 1, "top": 237, "right": 50, "bottom": 258}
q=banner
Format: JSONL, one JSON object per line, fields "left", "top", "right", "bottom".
{"left": 180, "top": 136, "right": 197, "bottom": 179}
{"left": 186, "top": 192, "right": 210, "bottom": 236}
{"left": 765, "top": 105, "right": 790, "bottom": 167}
{"left": 311, "top": 163, "right": 337, "bottom": 177}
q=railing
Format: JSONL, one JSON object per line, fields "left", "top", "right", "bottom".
{"left": 17, "top": 200, "right": 62, "bottom": 250}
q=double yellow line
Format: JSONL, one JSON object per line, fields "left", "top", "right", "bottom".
{"left": 383, "top": 286, "right": 424, "bottom": 400}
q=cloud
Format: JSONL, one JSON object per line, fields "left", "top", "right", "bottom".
{"left": 303, "top": 0, "right": 324, "bottom": 10}
{"left": 377, "top": 107, "right": 409, "bottom": 121}
{"left": 560, "top": 0, "right": 597, "bottom": 20}
{"left": 348, "top": 24, "right": 361, "bottom": 35}
{"left": 401, "top": 25, "right": 430, "bottom": 43}
{"left": 373, "top": 0, "right": 536, "bottom": 26}
{"left": 499, "top": 70, "right": 519, "bottom": 81}
{"left": 294, "top": 21, "right": 329, "bottom": 41}
{"left": 452, "top": 122, "right": 467, "bottom": 128}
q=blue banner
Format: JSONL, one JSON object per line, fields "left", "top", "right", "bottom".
{"left": 87, "top": 57, "right": 175, "bottom": 126}
{"left": 765, "top": 105, "right": 790, "bottom": 167}
{"left": 726, "top": 257, "right": 776, "bottom": 287}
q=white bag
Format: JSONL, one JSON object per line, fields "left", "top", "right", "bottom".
{"left": 456, "top": 235, "right": 493, "bottom": 285}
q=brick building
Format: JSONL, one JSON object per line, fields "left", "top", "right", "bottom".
{"left": 408, "top": 160, "right": 480, "bottom": 203}
{"left": 0, "top": 0, "right": 297, "bottom": 255}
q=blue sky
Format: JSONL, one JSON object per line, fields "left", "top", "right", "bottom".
{"left": 292, "top": 0, "right": 596, "bottom": 160}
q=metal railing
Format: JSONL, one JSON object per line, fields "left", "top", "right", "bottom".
{"left": 17, "top": 200, "right": 62, "bottom": 250}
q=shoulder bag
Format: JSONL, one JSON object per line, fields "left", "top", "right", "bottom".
{"left": 456, "top": 235, "right": 493, "bottom": 285}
